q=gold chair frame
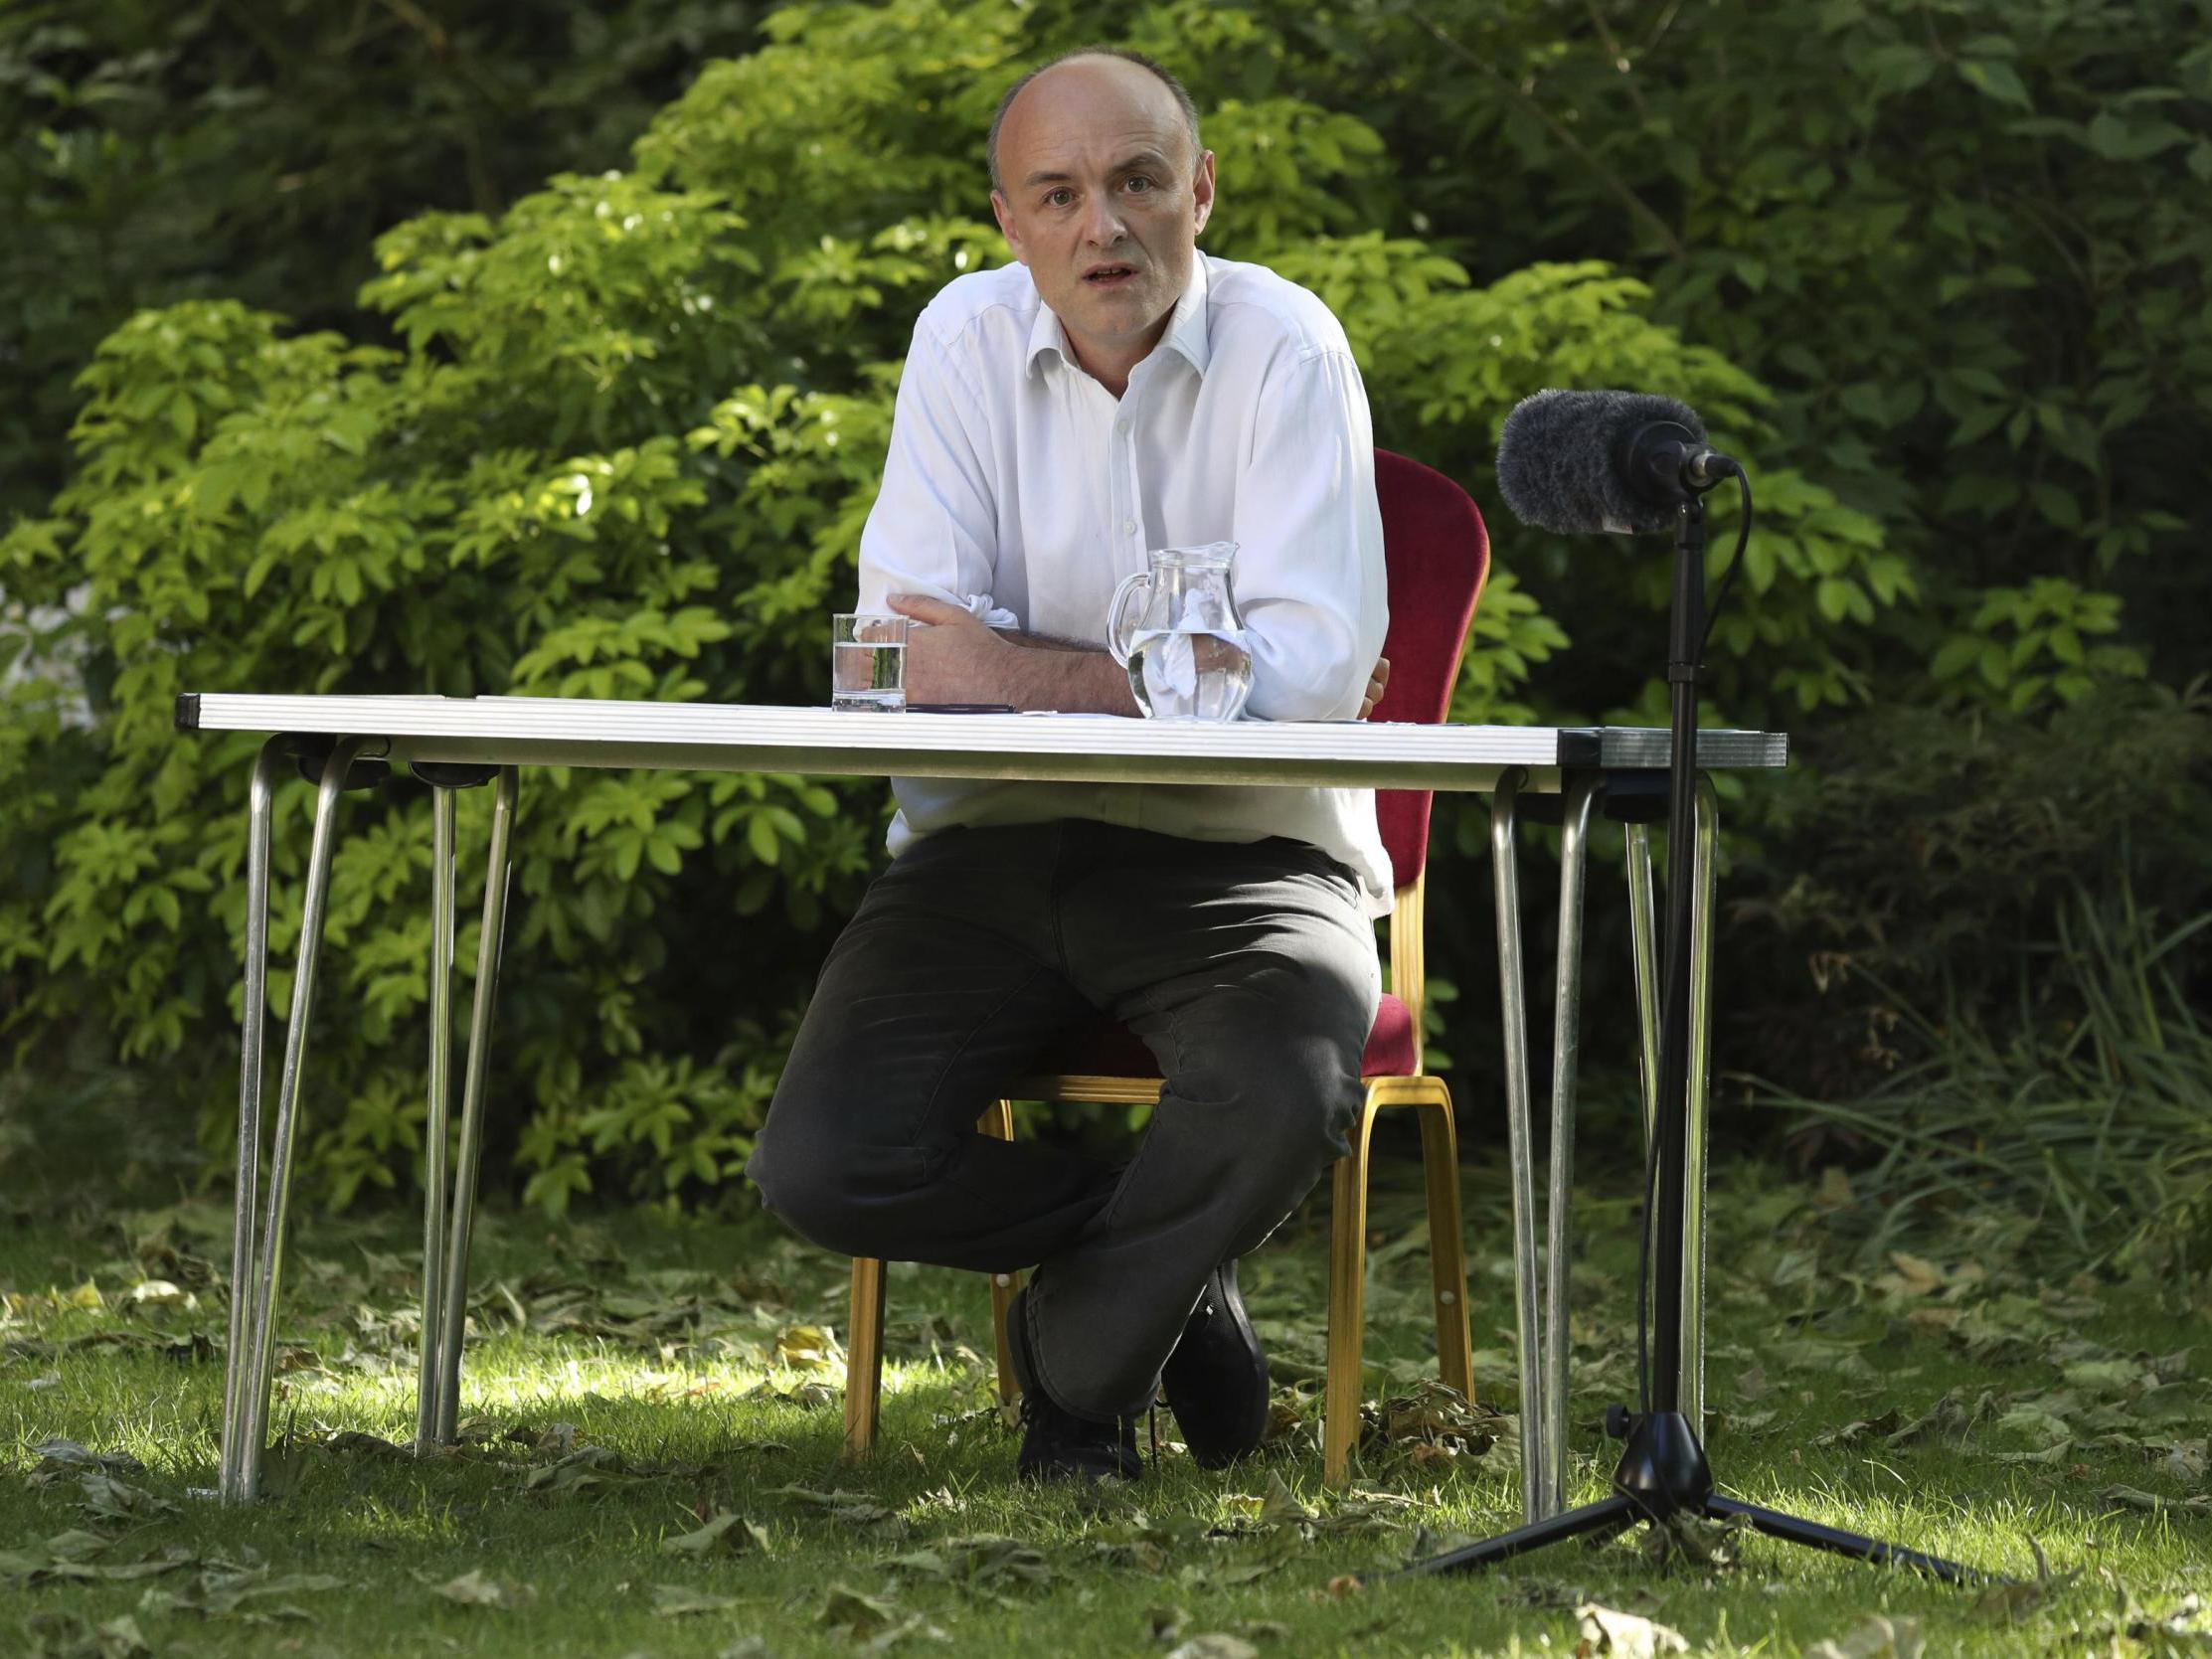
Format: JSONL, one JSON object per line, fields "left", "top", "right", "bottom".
{"left": 842, "top": 867, "right": 1476, "bottom": 1487}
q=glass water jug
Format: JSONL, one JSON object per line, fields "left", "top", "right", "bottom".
{"left": 1106, "top": 541, "right": 1255, "bottom": 721}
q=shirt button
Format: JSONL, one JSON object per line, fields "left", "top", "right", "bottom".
{"left": 1116, "top": 418, "right": 1130, "bottom": 433}
{"left": 1122, "top": 519, "right": 1137, "bottom": 535}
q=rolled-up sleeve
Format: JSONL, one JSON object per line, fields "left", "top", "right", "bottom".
{"left": 1231, "top": 345, "right": 1388, "bottom": 722}
{"left": 856, "top": 322, "right": 1018, "bottom": 627}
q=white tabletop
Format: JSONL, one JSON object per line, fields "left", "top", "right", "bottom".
{"left": 178, "top": 694, "right": 1787, "bottom": 793}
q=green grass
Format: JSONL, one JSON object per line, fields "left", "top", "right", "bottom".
{"left": 4, "top": 1148, "right": 2210, "bottom": 1657}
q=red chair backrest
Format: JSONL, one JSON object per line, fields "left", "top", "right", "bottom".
{"left": 1371, "top": 449, "right": 1489, "bottom": 889}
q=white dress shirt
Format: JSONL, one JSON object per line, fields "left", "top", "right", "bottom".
{"left": 856, "top": 252, "right": 1393, "bottom": 916}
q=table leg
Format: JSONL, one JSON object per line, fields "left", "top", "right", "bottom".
{"left": 415, "top": 788, "right": 457, "bottom": 1452}
{"left": 1679, "top": 776, "right": 1718, "bottom": 1435}
{"left": 431, "top": 766, "right": 518, "bottom": 1440}
{"left": 229, "top": 736, "right": 366, "bottom": 1501}
{"left": 1541, "top": 774, "right": 1599, "bottom": 1519}
{"left": 1487, "top": 769, "right": 1545, "bottom": 1523}
{"left": 219, "top": 738, "right": 287, "bottom": 1501}
{"left": 1624, "top": 824, "right": 1661, "bottom": 1152}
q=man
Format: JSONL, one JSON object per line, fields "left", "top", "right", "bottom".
{"left": 747, "top": 47, "right": 1392, "bottom": 1482}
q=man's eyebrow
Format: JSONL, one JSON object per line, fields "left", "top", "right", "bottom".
{"left": 1020, "top": 150, "right": 1176, "bottom": 189}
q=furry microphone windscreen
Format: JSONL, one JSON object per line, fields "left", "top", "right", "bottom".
{"left": 1495, "top": 389, "right": 1709, "bottom": 536}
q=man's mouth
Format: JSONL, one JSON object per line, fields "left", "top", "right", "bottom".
{"left": 1083, "top": 264, "right": 1138, "bottom": 286}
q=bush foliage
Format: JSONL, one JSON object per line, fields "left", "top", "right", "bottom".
{"left": 3, "top": 0, "right": 2206, "bottom": 1211}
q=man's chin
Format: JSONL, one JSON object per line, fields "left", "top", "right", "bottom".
{"left": 1067, "top": 287, "right": 1167, "bottom": 333}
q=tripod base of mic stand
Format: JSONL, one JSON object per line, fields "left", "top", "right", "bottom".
{"left": 1394, "top": 1412, "right": 1993, "bottom": 1587}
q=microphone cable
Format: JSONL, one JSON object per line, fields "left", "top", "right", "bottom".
{"left": 1700, "top": 468, "right": 1754, "bottom": 662}
{"left": 1631, "top": 464, "right": 1754, "bottom": 1420}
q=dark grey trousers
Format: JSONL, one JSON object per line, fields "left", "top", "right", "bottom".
{"left": 746, "top": 819, "right": 1381, "bottom": 1419}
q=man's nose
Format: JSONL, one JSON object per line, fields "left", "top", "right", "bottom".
{"left": 1082, "top": 195, "right": 1128, "bottom": 246}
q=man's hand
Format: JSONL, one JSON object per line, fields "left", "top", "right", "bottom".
{"left": 1359, "top": 656, "right": 1391, "bottom": 720}
{"left": 887, "top": 592, "right": 1014, "bottom": 705}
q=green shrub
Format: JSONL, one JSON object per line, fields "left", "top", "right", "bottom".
{"left": 1752, "top": 873, "right": 2212, "bottom": 1275}
{"left": 0, "top": 0, "right": 766, "bottom": 525}
{"left": 6, "top": 0, "right": 2205, "bottom": 1212}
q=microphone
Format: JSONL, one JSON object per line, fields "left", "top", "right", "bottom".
{"left": 1495, "top": 390, "right": 1740, "bottom": 536}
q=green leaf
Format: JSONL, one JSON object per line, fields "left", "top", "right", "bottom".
{"left": 1930, "top": 637, "right": 1980, "bottom": 681}
{"left": 611, "top": 833, "right": 643, "bottom": 883}
{"left": 1858, "top": 43, "right": 1935, "bottom": 96}
{"left": 1957, "top": 60, "right": 2030, "bottom": 109}
{"left": 745, "top": 813, "right": 780, "bottom": 865}
{"left": 2086, "top": 110, "right": 2190, "bottom": 160}
{"left": 2027, "top": 481, "right": 2081, "bottom": 530}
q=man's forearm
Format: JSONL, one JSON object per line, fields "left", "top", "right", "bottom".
{"left": 887, "top": 594, "right": 1140, "bottom": 714}
{"left": 999, "top": 629, "right": 1096, "bottom": 654}
{"left": 989, "top": 632, "right": 1138, "bottom": 715}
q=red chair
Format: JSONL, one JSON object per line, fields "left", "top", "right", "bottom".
{"left": 843, "top": 450, "right": 1490, "bottom": 1485}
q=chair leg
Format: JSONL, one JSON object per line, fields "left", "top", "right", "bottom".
{"left": 845, "top": 1099, "right": 1025, "bottom": 1458}
{"left": 1410, "top": 1080, "right": 1476, "bottom": 1405}
{"left": 1323, "top": 1097, "right": 1381, "bottom": 1487}
{"left": 988, "top": 1268, "right": 1023, "bottom": 1405}
{"left": 980, "top": 1100, "right": 1022, "bottom": 1406}
{"left": 843, "top": 1256, "right": 887, "bottom": 1459}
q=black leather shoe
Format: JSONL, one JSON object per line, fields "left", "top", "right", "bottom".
{"left": 1159, "top": 1258, "right": 1270, "bottom": 1468}
{"left": 1004, "top": 1283, "right": 1142, "bottom": 1483}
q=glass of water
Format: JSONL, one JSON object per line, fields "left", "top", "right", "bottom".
{"left": 831, "top": 612, "right": 909, "bottom": 712}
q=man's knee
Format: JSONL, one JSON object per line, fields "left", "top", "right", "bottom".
{"left": 1168, "top": 961, "right": 1373, "bottom": 1149}
{"left": 747, "top": 1114, "right": 921, "bottom": 1260}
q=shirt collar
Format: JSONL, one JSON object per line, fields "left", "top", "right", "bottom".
{"left": 1026, "top": 255, "right": 1214, "bottom": 381}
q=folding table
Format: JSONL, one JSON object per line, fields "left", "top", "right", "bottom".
{"left": 175, "top": 692, "right": 1786, "bottom": 1511}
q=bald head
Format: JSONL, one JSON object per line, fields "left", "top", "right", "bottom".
{"left": 987, "top": 48, "right": 1201, "bottom": 196}
{"left": 985, "top": 45, "right": 1215, "bottom": 397}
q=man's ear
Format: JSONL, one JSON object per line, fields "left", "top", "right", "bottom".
{"left": 989, "top": 189, "right": 1027, "bottom": 263}
{"left": 1190, "top": 150, "right": 1217, "bottom": 240}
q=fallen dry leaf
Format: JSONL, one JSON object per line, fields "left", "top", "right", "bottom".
{"left": 1576, "top": 1602, "right": 1689, "bottom": 1657}
{"left": 1886, "top": 1388, "right": 1992, "bottom": 1449}
{"left": 1164, "top": 1638, "right": 1261, "bottom": 1659}
{"left": 19, "top": 1609, "right": 151, "bottom": 1659}
{"left": 664, "top": 1511, "right": 771, "bottom": 1556}
{"left": 1812, "top": 1409, "right": 1903, "bottom": 1447}
{"left": 31, "top": 1440, "right": 145, "bottom": 1480}
{"left": 1971, "top": 1536, "right": 2080, "bottom": 1621}
{"left": 651, "top": 1583, "right": 740, "bottom": 1617}
{"left": 1255, "top": 1472, "right": 1313, "bottom": 1529}
{"left": 2097, "top": 1485, "right": 2212, "bottom": 1518}
{"left": 432, "top": 1569, "right": 534, "bottom": 1610}
{"left": 1640, "top": 1509, "right": 1747, "bottom": 1573}
{"left": 1803, "top": 1613, "right": 1925, "bottom": 1659}
{"left": 767, "top": 1485, "right": 897, "bottom": 1526}
{"left": 817, "top": 1584, "right": 899, "bottom": 1637}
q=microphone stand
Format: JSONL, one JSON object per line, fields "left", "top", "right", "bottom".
{"left": 1396, "top": 490, "right": 1993, "bottom": 1585}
